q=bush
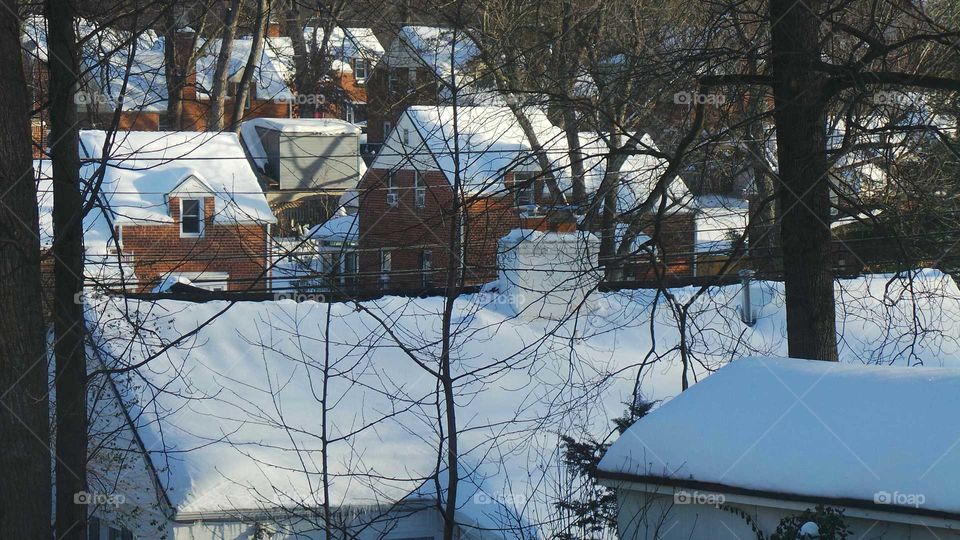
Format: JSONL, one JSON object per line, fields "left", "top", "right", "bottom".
{"left": 770, "top": 505, "right": 852, "bottom": 540}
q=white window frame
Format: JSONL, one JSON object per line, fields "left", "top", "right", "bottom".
{"left": 180, "top": 198, "right": 204, "bottom": 237}
{"left": 420, "top": 250, "right": 432, "bottom": 288}
{"left": 379, "top": 249, "right": 391, "bottom": 287}
{"left": 407, "top": 67, "right": 417, "bottom": 90}
{"left": 386, "top": 171, "right": 399, "bottom": 206}
{"left": 403, "top": 128, "right": 410, "bottom": 144}
{"left": 388, "top": 70, "right": 398, "bottom": 92}
{"left": 353, "top": 58, "right": 368, "bottom": 80}
{"left": 344, "top": 104, "right": 355, "bottom": 124}
{"left": 414, "top": 172, "right": 426, "bottom": 209}
{"left": 513, "top": 172, "right": 536, "bottom": 207}
{"left": 383, "top": 121, "right": 393, "bottom": 139}
{"left": 168, "top": 271, "right": 230, "bottom": 292}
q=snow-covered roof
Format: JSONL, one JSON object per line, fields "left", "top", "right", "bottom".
{"left": 38, "top": 131, "right": 275, "bottom": 253}
{"left": 80, "top": 130, "right": 274, "bottom": 230}
{"left": 388, "top": 26, "right": 479, "bottom": 85}
{"left": 243, "top": 117, "right": 361, "bottom": 135}
{"left": 694, "top": 196, "right": 749, "bottom": 254}
{"left": 374, "top": 106, "right": 691, "bottom": 207}
{"left": 36, "top": 158, "right": 119, "bottom": 255}
{"left": 302, "top": 26, "right": 384, "bottom": 70}
{"left": 195, "top": 37, "right": 295, "bottom": 101}
{"left": 598, "top": 357, "right": 960, "bottom": 517}
{"left": 84, "top": 269, "right": 960, "bottom": 533}
{"left": 305, "top": 211, "right": 358, "bottom": 243}
{"left": 22, "top": 16, "right": 167, "bottom": 112}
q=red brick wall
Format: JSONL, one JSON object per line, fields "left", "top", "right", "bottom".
{"left": 358, "top": 168, "right": 454, "bottom": 289}
{"left": 358, "top": 166, "right": 698, "bottom": 290}
{"left": 120, "top": 196, "right": 270, "bottom": 292}
{"left": 118, "top": 111, "right": 160, "bottom": 131}
{"left": 365, "top": 65, "right": 441, "bottom": 144}
{"left": 358, "top": 168, "right": 537, "bottom": 289}
{"left": 179, "top": 98, "right": 291, "bottom": 131}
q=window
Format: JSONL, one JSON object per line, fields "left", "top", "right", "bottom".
{"left": 180, "top": 198, "right": 203, "bottom": 237}
{"left": 344, "top": 104, "right": 355, "bottom": 124}
{"left": 353, "top": 58, "right": 368, "bottom": 80}
{"left": 343, "top": 252, "right": 359, "bottom": 287}
{"left": 107, "top": 526, "right": 133, "bottom": 540}
{"left": 383, "top": 121, "right": 393, "bottom": 140}
{"left": 386, "top": 171, "right": 398, "bottom": 206}
{"left": 165, "top": 272, "right": 229, "bottom": 292}
{"left": 420, "top": 250, "right": 432, "bottom": 288}
{"left": 408, "top": 68, "right": 417, "bottom": 90}
{"left": 380, "top": 250, "right": 391, "bottom": 288}
{"left": 388, "top": 69, "right": 399, "bottom": 92}
{"left": 403, "top": 128, "right": 410, "bottom": 144}
{"left": 513, "top": 172, "right": 536, "bottom": 207}
{"left": 87, "top": 517, "right": 101, "bottom": 540}
{"left": 414, "top": 172, "right": 426, "bottom": 209}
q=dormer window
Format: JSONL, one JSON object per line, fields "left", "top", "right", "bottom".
{"left": 513, "top": 172, "right": 536, "bottom": 207}
{"left": 180, "top": 198, "right": 204, "bottom": 237}
{"left": 353, "top": 58, "right": 368, "bottom": 80}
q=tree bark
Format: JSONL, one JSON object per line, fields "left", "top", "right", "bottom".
{"left": 48, "top": 0, "right": 89, "bottom": 537}
{"left": 230, "top": 0, "right": 271, "bottom": 131}
{"left": 208, "top": 0, "right": 242, "bottom": 131}
{"left": 162, "top": 15, "right": 187, "bottom": 130}
{"left": 0, "top": 3, "right": 52, "bottom": 537}
{"left": 768, "top": 0, "right": 838, "bottom": 360}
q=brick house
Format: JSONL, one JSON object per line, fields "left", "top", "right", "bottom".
{"left": 37, "top": 131, "right": 277, "bottom": 293}
{"left": 354, "top": 105, "right": 695, "bottom": 293}
{"left": 365, "top": 26, "right": 480, "bottom": 151}
{"left": 20, "top": 16, "right": 302, "bottom": 151}
{"left": 21, "top": 16, "right": 167, "bottom": 156}
{"left": 288, "top": 26, "right": 385, "bottom": 124}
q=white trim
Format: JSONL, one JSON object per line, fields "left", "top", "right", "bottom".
{"left": 179, "top": 198, "right": 205, "bottom": 238}
{"left": 601, "top": 478, "right": 960, "bottom": 531}
{"left": 166, "top": 271, "right": 230, "bottom": 292}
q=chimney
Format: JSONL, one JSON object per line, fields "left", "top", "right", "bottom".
{"left": 172, "top": 29, "right": 198, "bottom": 100}
{"left": 267, "top": 21, "right": 282, "bottom": 38}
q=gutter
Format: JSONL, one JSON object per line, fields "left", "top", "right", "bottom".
{"left": 594, "top": 470, "right": 960, "bottom": 529}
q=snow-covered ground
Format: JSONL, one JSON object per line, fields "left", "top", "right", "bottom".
{"left": 86, "top": 269, "right": 960, "bottom": 535}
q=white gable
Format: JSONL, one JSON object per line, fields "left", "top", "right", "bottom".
{"left": 167, "top": 174, "right": 214, "bottom": 199}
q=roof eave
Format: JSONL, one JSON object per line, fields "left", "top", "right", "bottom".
{"left": 594, "top": 470, "right": 960, "bottom": 527}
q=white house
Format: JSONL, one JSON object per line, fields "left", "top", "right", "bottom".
{"left": 597, "top": 357, "right": 960, "bottom": 539}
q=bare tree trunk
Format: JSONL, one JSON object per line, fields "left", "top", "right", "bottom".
{"left": 768, "top": 0, "right": 838, "bottom": 361}
{"left": 230, "top": 0, "right": 271, "bottom": 131}
{"left": 563, "top": 114, "right": 587, "bottom": 203}
{"left": 162, "top": 15, "right": 187, "bottom": 130}
{"left": 208, "top": 0, "right": 242, "bottom": 131}
{"left": 47, "top": 0, "right": 89, "bottom": 537}
{"left": 0, "top": 3, "right": 51, "bottom": 537}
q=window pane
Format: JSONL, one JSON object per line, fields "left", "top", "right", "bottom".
{"left": 182, "top": 199, "right": 201, "bottom": 234}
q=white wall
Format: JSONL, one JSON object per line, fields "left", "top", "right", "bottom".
{"left": 615, "top": 489, "right": 960, "bottom": 539}
{"left": 497, "top": 230, "right": 600, "bottom": 321}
